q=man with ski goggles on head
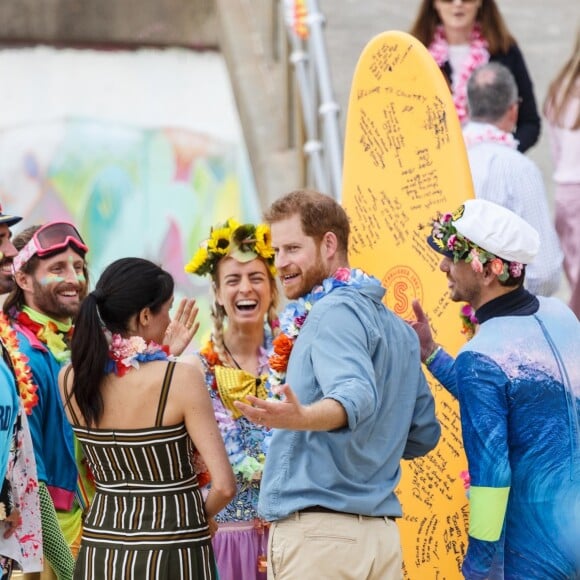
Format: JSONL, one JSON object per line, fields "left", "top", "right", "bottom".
{"left": 5, "top": 221, "right": 93, "bottom": 580}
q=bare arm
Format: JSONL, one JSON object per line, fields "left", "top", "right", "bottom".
{"left": 234, "top": 384, "right": 347, "bottom": 431}
{"left": 174, "top": 364, "right": 235, "bottom": 518}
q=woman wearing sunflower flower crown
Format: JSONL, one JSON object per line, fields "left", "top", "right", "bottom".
{"left": 184, "top": 219, "right": 279, "bottom": 580}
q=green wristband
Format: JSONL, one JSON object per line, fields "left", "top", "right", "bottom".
{"left": 424, "top": 345, "right": 441, "bottom": 367}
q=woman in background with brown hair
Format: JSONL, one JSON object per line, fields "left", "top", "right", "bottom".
{"left": 544, "top": 28, "right": 580, "bottom": 318}
{"left": 410, "top": 0, "right": 540, "bottom": 152}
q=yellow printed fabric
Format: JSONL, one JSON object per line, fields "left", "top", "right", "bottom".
{"left": 469, "top": 486, "right": 510, "bottom": 541}
{"left": 214, "top": 366, "right": 268, "bottom": 419}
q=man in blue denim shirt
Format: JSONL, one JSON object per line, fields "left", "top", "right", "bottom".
{"left": 236, "top": 189, "right": 440, "bottom": 579}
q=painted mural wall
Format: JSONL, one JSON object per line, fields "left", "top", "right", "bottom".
{"left": 0, "top": 47, "right": 261, "bottom": 347}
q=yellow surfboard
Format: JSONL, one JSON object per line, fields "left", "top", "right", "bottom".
{"left": 342, "top": 31, "right": 474, "bottom": 579}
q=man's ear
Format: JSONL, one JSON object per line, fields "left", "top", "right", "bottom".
{"left": 14, "top": 270, "right": 31, "bottom": 292}
{"left": 321, "top": 231, "right": 338, "bottom": 260}
{"left": 482, "top": 262, "right": 499, "bottom": 287}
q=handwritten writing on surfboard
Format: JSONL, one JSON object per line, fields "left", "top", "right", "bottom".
{"left": 342, "top": 31, "right": 475, "bottom": 579}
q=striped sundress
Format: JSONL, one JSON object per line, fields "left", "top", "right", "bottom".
{"left": 65, "top": 362, "right": 217, "bottom": 579}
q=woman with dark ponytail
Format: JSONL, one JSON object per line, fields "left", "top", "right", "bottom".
{"left": 58, "top": 257, "right": 235, "bottom": 579}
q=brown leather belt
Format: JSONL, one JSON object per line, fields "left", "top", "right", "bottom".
{"left": 300, "top": 505, "right": 396, "bottom": 521}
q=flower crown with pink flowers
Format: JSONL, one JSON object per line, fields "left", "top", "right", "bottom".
{"left": 427, "top": 207, "right": 524, "bottom": 282}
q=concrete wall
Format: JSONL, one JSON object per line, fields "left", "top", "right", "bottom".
{"left": 0, "top": 46, "right": 261, "bottom": 342}
{"left": 0, "top": 0, "right": 217, "bottom": 47}
{"left": 2, "top": 0, "right": 577, "bottom": 209}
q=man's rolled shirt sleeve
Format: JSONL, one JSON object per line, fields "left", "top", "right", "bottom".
{"left": 403, "top": 369, "right": 441, "bottom": 459}
{"left": 310, "top": 302, "right": 378, "bottom": 430}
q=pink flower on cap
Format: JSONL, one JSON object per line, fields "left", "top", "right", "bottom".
{"left": 469, "top": 249, "right": 483, "bottom": 273}
{"left": 509, "top": 262, "right": 523, "bottom": 278}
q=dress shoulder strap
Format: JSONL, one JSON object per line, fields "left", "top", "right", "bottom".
{"left": 62, "top": 364, "right": 82, "bottom": 426}
{"left": 155, "top": 361, "right": 177, "bottom": 427}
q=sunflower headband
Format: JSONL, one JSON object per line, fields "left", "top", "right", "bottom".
{"left": 427, "top": 208, "right": 523, "bottom": 281}
{"left": 185, "top": 218, "right": 276, "bottom": 278}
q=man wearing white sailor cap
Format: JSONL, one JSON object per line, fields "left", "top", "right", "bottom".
{"left": 411, "top": 198, "right": 580, "bottom": 579}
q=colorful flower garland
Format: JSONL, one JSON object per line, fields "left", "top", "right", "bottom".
{"left": 16, "top": 308, "right": 74, "bottom": 364}
{"left": 429, "top": 208, "right": 524, "bottom": 282}
{"left": 459, "top": 304, "right": 478, "bottom": 340}
{"left": 429, "top": 24, "right": 490, "bottom": 124}
{"left": 185, "top": 218, "right": 276, "bottom": 278}
{"left": 103, "top": 333, "right": 211, "bottom": 486}
{"left": 268, "top": 268, "right": 382, "bottom": 389}
{"left": 0, "top": 312, "right": 38, "bottom": 415}
{"left": 200, "top": 341, "right": 271, "bottom": 483}
{"left": 104, "top": 333, "right": 171, "bottom": 377}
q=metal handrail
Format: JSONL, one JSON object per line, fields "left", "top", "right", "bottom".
{"left": 282, "top": 0, "right": 343, "bottom": 200}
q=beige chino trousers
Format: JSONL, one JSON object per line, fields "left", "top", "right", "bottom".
{"left": 267, "top": 511, "right": 403, "bottom": 580}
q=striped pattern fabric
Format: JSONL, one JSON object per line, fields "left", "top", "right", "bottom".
{"left": 68, "top": 363, "right": 217, "bottom": 579}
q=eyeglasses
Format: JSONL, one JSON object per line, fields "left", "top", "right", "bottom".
{"left": 438, "top": 0, "right": 478, "bottom": 4}
{"left": 13, "top": 221, "right": 88, "bottom": 273}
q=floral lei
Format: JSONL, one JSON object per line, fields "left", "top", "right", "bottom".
{"left": 200, "top": 340, "right": 271, "bottom": 483}
{"left": 269, "top": 268, "right": 382, "bottom": 388}
{"left": 463, "top": 122, "right": 519, "bottom": 150}
{"left": 16, "top": 308, "right": 74, "bottom": 364}
{"left": 429, "top": 24, "right": 490, "bottom": 123}
{"left": 0, "top": 312, "right": 38, "bottom": 415}
{"left": 103, "top": 333, "right": 212, "bottom": 486}
{"left": 104, "top": 333, "right": 171, "bottom": 377}
{"left": 459, "top": 304, "right": 478, "bottom": 340}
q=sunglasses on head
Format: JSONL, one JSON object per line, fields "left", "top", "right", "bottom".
{"left": 13, "top": 221, "right": 88, "bottom": 274}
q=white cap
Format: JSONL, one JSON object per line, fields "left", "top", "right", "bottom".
{"left": 454, "top": 199, "right": 539, "bottom": 264}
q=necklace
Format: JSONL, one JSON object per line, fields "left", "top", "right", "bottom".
{"left": 463, "top": 122, "right": 519, "bottom": 150}
{"left": 0, "top": 312, "right": 38, "bottom": 415}
{"left": 429, "top": 24, "right": 489, "bottom": 124}
{"left": 459, "top": 304, "right": 478, "bottom": 340}
{"left": 268, "top": 268, "right": 381, "bottom": 390}
{"left": 105, "top": 332, "right": 171, "bottom": 376}
{"left": 223, "top": 342, "right": 242, "bottom": 370}
{"left": 16, "top": 306, "right": 74, "bottom": 364}
{"left": 200, "top": 339, "right": 271, "bottom": 482}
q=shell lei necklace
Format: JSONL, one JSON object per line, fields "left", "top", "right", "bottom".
{"left": 268, "top": 267, "right": 381, "bottom": 389}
